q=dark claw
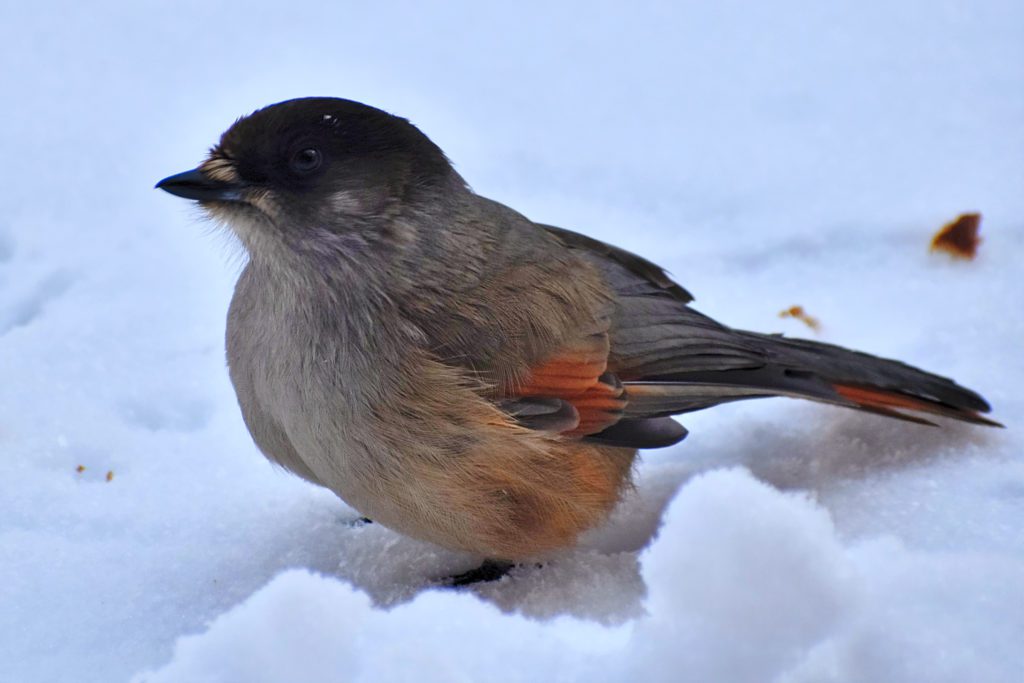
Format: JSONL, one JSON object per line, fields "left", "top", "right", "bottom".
{"left": 446, "top": 560, "right": 515, "bottom": 587}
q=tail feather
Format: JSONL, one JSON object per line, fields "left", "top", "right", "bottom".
{"left": 831, "top": 382, "right": 1002, "bottom": 427}
{"left": 620, "top": 332, "right": 1000, "bottom": 428}
{"left": 555, "top": 222, "right": 998, "bottom": 430}
{"left": 834, "top": 402, "right": 940, "bottom": 427}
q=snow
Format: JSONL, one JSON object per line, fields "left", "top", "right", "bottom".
{"left": 1, "top": 1, "right": 1022, "bottom": 682}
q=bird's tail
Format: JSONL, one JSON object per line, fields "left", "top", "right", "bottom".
{"left": 620, "top": 331, "right": 1000, "bottom": 428}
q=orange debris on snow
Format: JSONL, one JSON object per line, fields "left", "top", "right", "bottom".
{"left": 779, "top": 305, "right": 821, "bottom": 332}
{"left": 931, "top": 212, "right": 982, "bottom": 259}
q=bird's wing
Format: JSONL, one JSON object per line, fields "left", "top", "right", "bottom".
{"left": 498, "top": 323, "right": 688, "bottom": 448}
{"left": 539, "top": 223, "right": 996, "bottom": 428}
{"left": 538, "top": 223, "right": 765, "bottom": 379}
{"left": 539, "top": 224, "right": 694, "bottom": 303}
{"left": 477, "top": 230, "right": 692, "bottom": 447}
{"left": 510, "top": 328, "right": 625, "bottom": 437}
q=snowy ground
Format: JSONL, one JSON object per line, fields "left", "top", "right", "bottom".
{"left": 2, "top": 2, "right": 1022, "bottom": 682}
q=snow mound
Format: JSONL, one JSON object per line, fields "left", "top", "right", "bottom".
{"left": 134, "top": 470, "right": 1024, "bottom": 683}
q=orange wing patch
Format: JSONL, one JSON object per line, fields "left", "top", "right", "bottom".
{"left": 517, "top": 332, "right": 610, "bottom": 398}
{"left": 515, "top": 333, "right": 627, "bottom": 437}
{"left": 518, "top": 354, "right": 608, "bottom": 397}
{"left": 564, "top": 376, "right": 627, "bottom": 437}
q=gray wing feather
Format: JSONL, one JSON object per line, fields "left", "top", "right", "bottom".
{"left": 538, "top": 222, "right": 995, "bottom": 425}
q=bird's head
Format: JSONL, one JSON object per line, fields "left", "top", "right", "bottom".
{"left": 157, "top": 97, "right": 457, "bottom": 261}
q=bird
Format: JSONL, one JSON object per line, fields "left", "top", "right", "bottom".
{"left": 157, "top": 97, "right": 998, "bottom": 580}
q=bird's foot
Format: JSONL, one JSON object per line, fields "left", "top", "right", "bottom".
{"left": 446, "top": 559, "right": 516, "bottom": 587}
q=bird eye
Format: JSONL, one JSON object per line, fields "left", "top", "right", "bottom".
{"left": 290, "top": 147, "right": 322, "bottom": 174}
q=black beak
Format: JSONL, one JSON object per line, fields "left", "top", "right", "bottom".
{"left": 155, "top": 168, "right": 246, "bottom": 202}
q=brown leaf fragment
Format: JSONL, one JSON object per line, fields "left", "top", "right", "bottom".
{"left": 779, "top": 305, "right": 821, "bottom": 332}
{"left": 105, "top": 470, "right": 114, "bottom": 482}
{"left": 931, "top": 212, "right": 981, "bottom": 259}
